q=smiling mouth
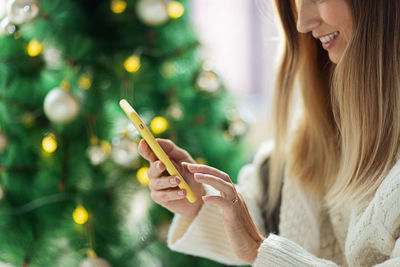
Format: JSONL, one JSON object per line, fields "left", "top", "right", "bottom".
{"left": 319, "top": 31, "right": 340, "bottom": 50}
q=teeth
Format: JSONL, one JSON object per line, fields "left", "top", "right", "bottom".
{"left": 319, "top": 31, "right": 339, "bottom": 44}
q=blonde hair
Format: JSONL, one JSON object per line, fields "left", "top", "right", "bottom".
{"left": 267, "top": 0, "right": 400, "bottom": 214}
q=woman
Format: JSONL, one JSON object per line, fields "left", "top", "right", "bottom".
{"left": 138, "top": 0, "right": 400, "bottom": 266}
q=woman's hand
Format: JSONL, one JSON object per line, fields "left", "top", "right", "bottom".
{"left": 184, "top": 162, "right": 265, "bottom": 265}
{"left": 138, "top": 139, "right": 205, "bottom": 219}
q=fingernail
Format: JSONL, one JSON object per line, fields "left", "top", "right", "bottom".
{"left": 158, "top": 162, "right": 164, "bottom": 170}
{"left": 187, "top": 164, "right": 195, "bottom": 171}
{"left": 194, "top": 173, "right": 203, "bottom": 179}
{"left": 178, "top": 190, "right": 184, "bottom": 196}
{"left": 170, "top": 177, "right": 177, "bottom": 185}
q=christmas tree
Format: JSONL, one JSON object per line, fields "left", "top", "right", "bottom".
{"left": 0, "top": 0, "right": 250, "bottom": 266}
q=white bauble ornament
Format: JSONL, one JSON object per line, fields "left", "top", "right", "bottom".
{"left": 0, "top": 0, "right": 9, "bottom": 19}
{"left": 195, "top": 69, "right": 222, "bottom": 94}
{"left": 43, "top": 88, "right": 80, "bottom": 124}
{"left": 79, "top": 257, "right": 111, "bottom": 267}
{"left": 136, "top": 0, "right": 169, "bottom": 26}
{"left": 167, "top": 103, "right": 183, "bottom": 120}
{"left": 111, "top": 137, "right": 139, "bottom": 168}
{"left": 228, "top": 119, "right": 248, "bottom": 137}
{"left": 43, "top": 47, "right": 62, "bottom": 69}
{"left": 0, "top": 132, "right": 8, "bottom": 153}
{"left": 87, "top": 145, "right": 107, "bottom": 165}
{"left": 7, "top": 0, "right": 39, "bottom": 25}
{"left": 0, "top": 17, "right": 16, "bottom": 35}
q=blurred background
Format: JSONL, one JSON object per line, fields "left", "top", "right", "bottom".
{"left": 0, "top": 0, "right": 280, "bottom": 266}
{"left": 191, "top": 0, "right": 279, "bottom": 149}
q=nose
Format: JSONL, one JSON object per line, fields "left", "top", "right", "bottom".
{"left": 296, "top": 0, "right": 321, "bottom": 33}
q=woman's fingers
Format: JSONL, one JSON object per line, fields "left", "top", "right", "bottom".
{"left": 147, "top": 160, "right": 166, "bottom": 178}
{"left": 183, "top": 163, "right": 231, "bottom": 183}
{"left": 202, "top": 195, "right": 234, "bottom": 210}
{"left": 194, "top": 173, "right": 236, "bottom": 198}
{"left": 151, "top": 188, "right": 186, "bottom": 203}
{"left": 149, "top": 175, "right": 181, "bottom": 191}
{"left": 138, "top": 139, "right": 157, "bottom": 162}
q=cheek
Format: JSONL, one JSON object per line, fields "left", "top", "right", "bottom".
{"left": 319, "top": 1, "right": 353, "bottom": 40}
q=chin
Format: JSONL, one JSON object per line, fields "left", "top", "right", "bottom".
{"left": 328, "top": 53, "right": 340, "bottom": 64}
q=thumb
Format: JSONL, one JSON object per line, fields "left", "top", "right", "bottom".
{"left": 157, "top": 138, "right": 193, "bottom": 162}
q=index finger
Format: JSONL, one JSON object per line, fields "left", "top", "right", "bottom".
{"left": 156, "top": 138, "right": 193, "bottom": 162}
{"left": 138, "top": 139, "right": 157, "bottom": 162}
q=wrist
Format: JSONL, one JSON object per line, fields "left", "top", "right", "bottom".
{"left": 250, "top": 237, "right": 264, "bottom": 266}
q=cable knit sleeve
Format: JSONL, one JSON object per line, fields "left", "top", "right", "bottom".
{"left": 166, "top": 141, "right": 274, "bottom": 265}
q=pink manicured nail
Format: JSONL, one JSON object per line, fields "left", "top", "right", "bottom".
{"left": 194, "top": 173, "right": 203, "bottom": 179}
{"left": 178, "top": 190, "right": 185, "bottom": 196}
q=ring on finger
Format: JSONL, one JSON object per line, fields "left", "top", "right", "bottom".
{"left": 231, "top": 196, "right": 238, "bottom": 204}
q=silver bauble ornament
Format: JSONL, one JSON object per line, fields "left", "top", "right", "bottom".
{"left": 7, "top": 0, "right": 39, "bottom": 25}
{"left": 111, "top": 137, "right": 139, "bottom": 168}
{"left": 195, "top": 69, "right": 222, "bottom": 94}
{"left": 43, "top": 88, "right": 80, "bottom": 124}
{"left": 0, "top": 132, "right": 8, "bottom": 153}
{"left": 79, "top": 257, "right": 111, "bottom": 267}
{"left": 0, "top": 17, "right": 16, "bottom": 35}
{"left": 136, "top": 0, "right": 169, "bottom": 26}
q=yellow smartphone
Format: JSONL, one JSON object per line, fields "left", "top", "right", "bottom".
{"left": 119, "top": 99, "right": 197, "bottom": 203}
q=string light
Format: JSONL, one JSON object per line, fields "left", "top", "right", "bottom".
{"left": 137, "top": 167, "right": 150, "bottom": 186}
{"left": 22, "top": 112, "right": 35, "bottom": 128}
{"left": 100, "top": 141, "right": 112, "bottom": 155}
{"left": 73, "top": 205, "right": 89, "bottom": 224}
{"left": 111, "top": 0, "right": 127, "bottom": 14}
{"left": 27, "top": 39, "right": 42, "bottom": 57}
{"left": 168, "top": 1, "right": 184, "bottom": 19}
{"left": 79, "top": 74, "right": 92, "bottom": 90}
{"left": 150, "top": 116, "right": 168, "bottom": 134}
{"left": 61, "top": 81, "right": 71, "bottom": 91}
{"left": 124, "top": 55, "right": 141, "bottom": 73}
{"left": 195, "top": 157, "right": 207, "bottom": 165}
{"left": 0, "top": 185, "right": 4, "bottom": 200}
{"left": 42, "top": 133, "right": 57, "bottom": 153}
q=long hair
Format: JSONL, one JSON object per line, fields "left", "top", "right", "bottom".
{"left": 267, "top": 0, "right": 400, "bottom": 214}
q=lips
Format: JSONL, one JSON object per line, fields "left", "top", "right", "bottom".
{"left": 316, "top": 31, "right": 340, "bottom": 50}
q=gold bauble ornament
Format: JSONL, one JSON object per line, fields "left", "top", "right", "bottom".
{"left": 168, "top": 1, "right": 184, "bottom": 19}
{"left": 137, "top": 167, "right": 150, "bottom": 186}
{"left": 73, "top": 205, "right": 89, "bottom": 225}
{"left": 111, "top": 0, "right": 127, "bottom": 14}
{"left": 42, "top": 133, "right": 57, "bottom": 153}
{"left": 79, "top": 74, "right": 92, "bottom": 90}
{"left": 150, "top": 116, "right": 168, "bottom": 134}
{"left": 124, "top": 55, "right": 141, "bottom": 73}
{"left": 27, "top": 39, "right": 42, "bottom": 56}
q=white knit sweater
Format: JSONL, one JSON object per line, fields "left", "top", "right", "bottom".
{"left": 167, "top": 141, "right": 400, "bottom": 266}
